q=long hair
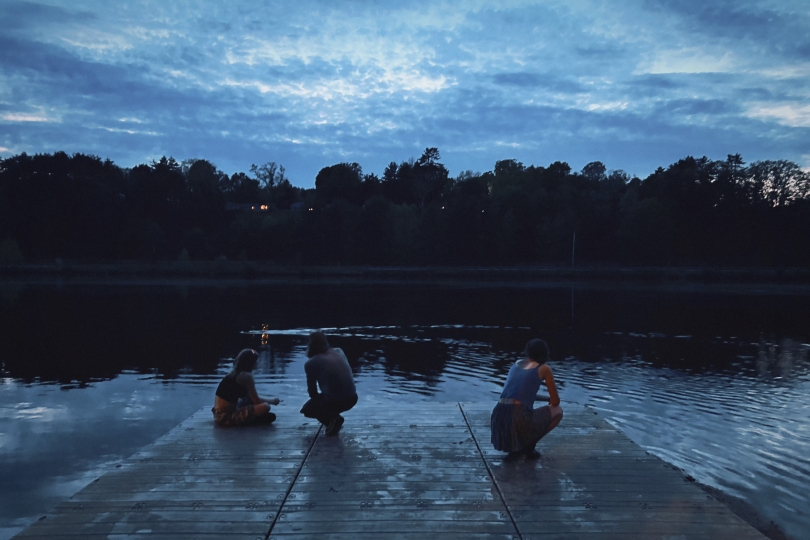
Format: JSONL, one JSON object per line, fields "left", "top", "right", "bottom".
{"left": 232, "top": 349, "right": 259, "bottom": 374}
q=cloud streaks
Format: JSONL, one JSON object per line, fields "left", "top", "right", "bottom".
{"left": 0, "top": 0, "right": 808, "bottom": 184}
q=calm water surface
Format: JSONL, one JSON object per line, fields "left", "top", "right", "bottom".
{"left": 0, "top": 281, "right": 808, "bottom": 539}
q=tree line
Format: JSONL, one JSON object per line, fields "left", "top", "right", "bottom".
{"left": 1, "top": 148, "right": 808, "bottom": 267}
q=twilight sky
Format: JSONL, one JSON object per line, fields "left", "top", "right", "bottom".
{"left": 1, "top": 0, "right": 809, "bottom": 187}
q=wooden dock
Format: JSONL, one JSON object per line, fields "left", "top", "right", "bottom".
{"left": 15, "top": 401, "right": 765, "bottom": 539}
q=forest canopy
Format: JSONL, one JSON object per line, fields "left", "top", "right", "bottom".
{"left": 1, "top": 148, "right": 808, "bottom": 267}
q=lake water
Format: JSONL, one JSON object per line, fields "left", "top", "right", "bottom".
{"left": 1, "top": 280, "right": 808, "bottom": 539}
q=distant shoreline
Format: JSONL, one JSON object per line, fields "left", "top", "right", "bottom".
{"left": 2, "top": 261, "right": 809, "bottom": 289}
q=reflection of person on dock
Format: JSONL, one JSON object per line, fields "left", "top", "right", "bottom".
{"left": 301, "top": 331, "right": 358, "bottom": 436}
{"left": 212, "top": 349, "right": 280, "bottom": 427}
{"left": 491, "top": 338, "right": 563, "bottom": 459}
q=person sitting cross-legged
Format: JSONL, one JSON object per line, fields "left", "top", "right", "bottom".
{"left": 300, "top": 331, "right": 358, "bottom": 436}
{"left": 212, "top": 349, "right": 280, "bottom": 427}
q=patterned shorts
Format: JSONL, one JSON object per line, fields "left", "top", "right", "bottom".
{"left": 211, "top": 405, "right": 256, "bottom": 427}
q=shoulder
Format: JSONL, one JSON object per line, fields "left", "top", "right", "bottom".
{"left": 305, "top": 355, "right": 323, "bottom": 369}
{"left": 537, "top": 363, "right": 552, "bottom": 377}
{"left": 235, "top": 371, "right": 255, "bottom": 384}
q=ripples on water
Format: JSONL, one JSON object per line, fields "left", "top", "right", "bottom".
{"left": 1, "top": 285, "right": 809, "bottom": 539}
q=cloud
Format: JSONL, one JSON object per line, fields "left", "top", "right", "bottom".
{"left": 657, "top": 98, "right": 737, "bottom": 116}
{"left": 747, "top": 103, "right": 810, "bottom": 128}
{"left": 0, "top": 1, "right": 96, "bottom": 30}
{"left": 492, "top": 72, "right": 587, "bottom": 93}
{"left": 0, "top": 0, "right": 807, "bottom": 184}
{"left": 1, "top": 113, "right": 54, "bottom": 123}
{"left": 645, "top": 0, "right": 810, "bottom": 60}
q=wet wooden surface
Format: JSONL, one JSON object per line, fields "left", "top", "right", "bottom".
{"left": 15, "top": 401, "right": 764, "bottom": 539}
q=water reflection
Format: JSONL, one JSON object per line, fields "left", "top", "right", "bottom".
{"left": 0, "top": 283, "right": 809, "bottom": 539}
{"left": 756, "top": 338, "right": 809, "bottom": 380}
{"left": 0, "top": 376, "right": 212, "bottom": 539}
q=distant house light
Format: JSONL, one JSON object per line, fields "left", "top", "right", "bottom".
{"left": 225, "top": 202, "right": 264, "bottom": 212}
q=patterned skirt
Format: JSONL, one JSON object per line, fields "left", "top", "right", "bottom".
{"left": 490, "top": 402, "right": 553, "bottom": 452}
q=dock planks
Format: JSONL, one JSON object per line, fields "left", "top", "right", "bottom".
{"left": 14, "top": 402, "right": 764, "bottom": 540}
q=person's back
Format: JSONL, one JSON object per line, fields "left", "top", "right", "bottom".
{"left": 300, "top": 331, "right": 358, "bottom": 436}
{"left": 304, "top": 348, "right": 356, "bottom": 400}
{"left": 499, "top": 362, "right": 543, "bottom": 409}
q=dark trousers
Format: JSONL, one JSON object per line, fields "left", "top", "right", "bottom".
{"left": 301, "top": 394, "right": 358, "bottom": 424}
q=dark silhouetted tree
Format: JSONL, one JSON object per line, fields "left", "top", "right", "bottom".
{"left": 315, "top": 163, "right": 363, "bottom": 205}
{"left": 412, "top": 148, "right": 450, "bottom": 209}
{"left": 581, "top": 161, "right": 607, "bottom": 182}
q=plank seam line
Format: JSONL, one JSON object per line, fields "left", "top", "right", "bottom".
{"left": 264, "top": 423, "right": 323, "bottom": 540}
{"left": 458, "top": 403, "right": 523, "bottom": 540}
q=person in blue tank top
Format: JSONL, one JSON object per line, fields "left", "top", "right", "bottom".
{"left": 491, "top": 338, "right": 563, "bottom": 459}
{"left": 212, "top": 349, "right": 281, "bottom": 427}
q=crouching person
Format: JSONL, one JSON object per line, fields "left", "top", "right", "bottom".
{"left": 301, "top": 331, "right": 358, "bottom": 436}
{"left": 491, "top": 338, "right": 563, "bottom": 459}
